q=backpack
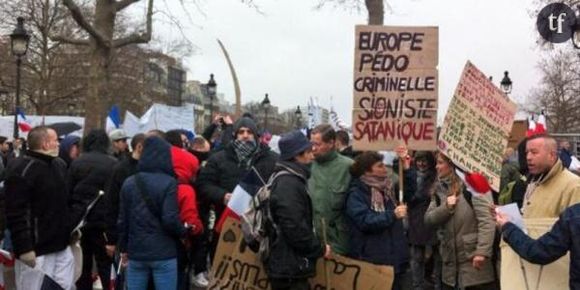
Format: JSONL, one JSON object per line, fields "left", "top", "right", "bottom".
{"left": 240, "top": 170, "right": 291, "bottom": 261}
{"left": 498, "top": 175, "right": 527, "bottom": 207}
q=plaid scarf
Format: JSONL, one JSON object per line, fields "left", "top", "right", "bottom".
{"left": 360, "top": 173, "right": 393, "bottom": 212}
{"left": 232, "top": 140, "right": 257, "bottom": 169}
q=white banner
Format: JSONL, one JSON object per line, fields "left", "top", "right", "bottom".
{"left": 0, "top": 116, "right": 84, "bottom": 140}
{"left": 124, "top": 103, "right": 195, "bottom": 136}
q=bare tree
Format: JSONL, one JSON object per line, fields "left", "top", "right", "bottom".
{"left": 529, "top": 48, "right": 580, "bottom": 133}
{"left": 44, "top": 0, "right": 156, "bottom": 131}
{"left": 316, "top": 0, "right": 389, "bottom": 25}
{"left": 0, "top": 0, "right": 87, "bottom": 115}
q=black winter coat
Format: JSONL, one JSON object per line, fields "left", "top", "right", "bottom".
{"left": 196, "top": 143, "right": 277, "bottom": 219}
{"left": 5, "top": 151, "right": 70, "bottom": 256}
{"left": 267, "top": 161, "right": 323, "bottom": 279}
{"left": 104, "top": 156, "right": 139, "bottom": 245}
{"left": 406, "top": 169, "right": 437, "bottom": 246}
{"left": 68, "top": 152, "right": 118, "bottom": 230}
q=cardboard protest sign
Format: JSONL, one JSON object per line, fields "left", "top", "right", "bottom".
{"left": 438, "top": 61, "right": 517, "bottom": 191}
{"left": 352, "top": 25, "right": 439, "bottom": 151}
{"left": 209, "top": 219, "right": 394, "bottom": 290}
{"left": 501, "top": 218, "right": 569, "bottom": 290}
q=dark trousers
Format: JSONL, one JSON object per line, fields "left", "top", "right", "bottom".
{"left": 191, "top": 225, "right": 210, "bottom": 274}
{"left": 442, "top": 281, "right": 498, "bottom": 290}
{"left": 270, "top": 278, "right": 309, "bottom": 290}
{"left": 76, "top": 227, "right": 113, "bottom": 290}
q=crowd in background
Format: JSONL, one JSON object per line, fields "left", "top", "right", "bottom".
{"left": 0, "top": 112, "right": 578, "bottom": 290}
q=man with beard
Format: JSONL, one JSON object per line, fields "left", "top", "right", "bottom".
{"left": 197, "top": 116, "right": 278, "bottom": 259}
{"left": 308, "top": 124, "right": 353, "bottom": 255}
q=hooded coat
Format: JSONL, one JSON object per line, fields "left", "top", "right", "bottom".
{"left": 58, "top": 135, "right": 80, "bottom": 167}
{"left": 68, "top": 130, "right": 117, "bottom": 229}
{"left": 118, "top": 137, "right": 186, "bottom": 261}
{"left": 170, "top": 146, "right": 203, "bottom": 236}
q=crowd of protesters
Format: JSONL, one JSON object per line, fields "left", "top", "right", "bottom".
{"left": 0, "top": 112, "right": 578, "bottom": 290}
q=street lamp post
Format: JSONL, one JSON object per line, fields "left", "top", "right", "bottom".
{"left": 500, "top": 71, "right": 513, "bottom": 94}
{"left": 294, "top": 106, "right": 302, "bottom": 129}
{"left": 10, "top": 17, "right": 30, "bottom": 139}
{"left": 261, "top": 93, "right": 271, "bottom": 131}
{"left": 207, "top": 74, "right": 217, "bottom": 124}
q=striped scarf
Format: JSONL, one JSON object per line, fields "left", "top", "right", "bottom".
{"left": 232, "top": 140, "right": 257, "bottom": 169}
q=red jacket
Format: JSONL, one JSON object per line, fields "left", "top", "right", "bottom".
{"left": 170, "top": 147, "right": 203, "bottom": 236}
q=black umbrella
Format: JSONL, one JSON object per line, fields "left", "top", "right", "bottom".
{"left": 48, "top": 122, "right": 82, "bottom": 136}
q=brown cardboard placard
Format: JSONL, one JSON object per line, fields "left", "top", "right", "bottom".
{"left": 209, "top": 218, "right": 395, "bottom": 290}
{"left": 438, "top": 61, "right": 517, "bottom": 191}
{"left": 352, "top": 25, "right": 438, "bottom": 151}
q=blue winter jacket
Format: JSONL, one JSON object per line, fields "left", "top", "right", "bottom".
{"left": 345, "top": 169, "right": 416, "bottom": 273}
{"left": 118, "top": 136, "right": 186, "bottom": 261}
{"left": 502, "top": 203, "right": 580, "bottom": 290}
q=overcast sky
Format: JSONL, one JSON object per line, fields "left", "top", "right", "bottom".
{"left": 145, "top": 0, "right": 543, "bottom": 125}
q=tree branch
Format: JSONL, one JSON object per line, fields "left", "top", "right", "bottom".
{"left": 115, "top": 0, "right": 140, "bottom": 12}
{"left": 62, "top": 0, "right": 110, "bottom": 47}
{"left": 113, "top": 0, "right": 153, "bottom": 48}
{"left": 50, "top": 34, "right": 90, "bottom": 46}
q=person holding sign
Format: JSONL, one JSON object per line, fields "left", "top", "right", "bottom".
{"left": 345, "top": 149, "right": 415, "bottom": 290}
{"left": 424, "top": 153, "right": 497, "bottom": 290}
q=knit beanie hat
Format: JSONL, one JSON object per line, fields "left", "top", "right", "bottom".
{"left": 279, "top": 130, "right": 312, "bottom": 161}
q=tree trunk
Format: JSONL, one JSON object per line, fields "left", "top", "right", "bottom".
{"left": 84, "top": 0, "right": 116, "bottom": 131}
{"left": 365, "top": 0, "right": 384, "bottom": 25}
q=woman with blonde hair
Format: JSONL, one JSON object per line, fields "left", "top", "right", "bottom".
{"left": 424, "top": 153, "right": 497, "bottom": 290}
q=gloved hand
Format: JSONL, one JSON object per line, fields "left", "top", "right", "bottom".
{"left": 19, "top": 251, "right": 36, "bottom": 268}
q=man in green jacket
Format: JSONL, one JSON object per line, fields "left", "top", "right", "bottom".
{"left": 308, "top": 124, "right": 354, "bottom": 255}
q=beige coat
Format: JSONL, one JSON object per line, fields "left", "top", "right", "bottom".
{"left": 425, "top": 180, "right": 496, "bottom": 288}
{"left": 523, "top": 159, "right": 580, "bottom": 218}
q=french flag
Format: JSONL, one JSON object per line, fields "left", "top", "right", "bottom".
{"left": 535, "top": 110, "right": 547, "bottom": 134}
{"left": 526, "top": 114, "right": 536, "bottom": 137}
{"left": 16, "top": 108, "right": 31, "bottom": 132}
{"left": 105, "top": 105, "right": 121, "bottom": 133}
{"left": 215, "top": 167, "right": 266, "bottom": 233}
{"left": 0, "top": 250, "right": 14, "bottom": 290}
{"left": 109, "top": 263, "right": 118, "bottom": 290}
